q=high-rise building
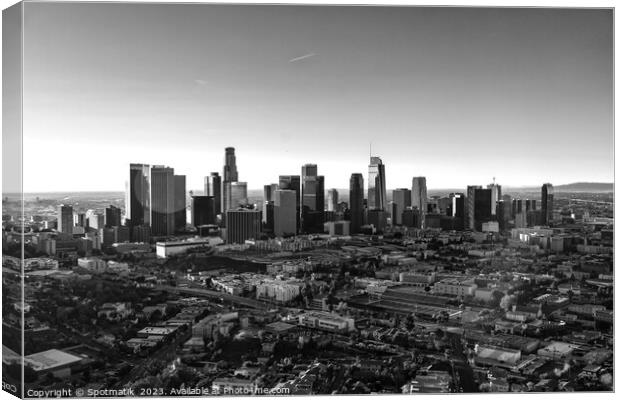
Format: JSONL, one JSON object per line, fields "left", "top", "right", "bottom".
{"left": 225, "top": 208, "right": 261, "bottom": 244}
{"left": 191, "top": 196, "right": 215, "bottom": 227}
{"left": 205, "top": 172, "right": 222, "bottom": 215}
{"left": 541, "top": 183, "right": 554, "bottom": 225}
{"left": 224, "top": 182, "right": 248, "bottom": 211}
{"left": 279, "top": 175, "right": 301, "bottom": 232}
{"left": 301, "top": 164, "right": 325, "bottom": 233}
{"left": 412, "top": 177, "right": 427, "bottom": 227}
{"left": 349, "top": 173, "right": 364, "bottom": 233}
{"left": 174, "top": 175, "right": 186, "bottom": 230}
{"left": 473, "top": 188, "right": 492, "bottom": 231}
{"left": 89, "top": 212, "right": 104, "bottom": 230}
{"left": 392, "top": 188, "right": 411, "bottom": 225}
{"left": 150, "top": 165, "right": 175, "bottom": 236}
{"left": 487, "top": 180, "right": 502, "bottom": 215}
{"left": 327, "top": 189, "right": 339, "bottom": 212}
{"left": 223, "top": 147, "right": 238, "bottom": 183}
{"left": 57, "top": 205, "right": 74, "bottom": 235}
{"left": 449, "top": 193, "right": 465, "bottom": 218}
{"left": 465, "top": 185, "right": 481, "bottom": 230}
{"left": 105, "top": 205, "right": 122, "bottom": 228}
{"left": 128, "top": 163, "right": 150, "bottom": 226}
{"left": 368, "top": 156, "right": 387, "bottom": 211}
{"left": 274, "top": 189, "right": 297, "bottom": 237}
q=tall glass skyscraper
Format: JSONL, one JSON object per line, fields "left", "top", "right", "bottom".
{"left": 128, "top": 163, "right": 151, "bottom": 227}
{"left": 205, "top": 172, "right": 222, "bottom": 215}
{"left": 412, "top": 176, "right": 427, "bottom": 227}
{"left": 541, "top": 183, "right": 554, "bottom": 225}
{"left": 174, "top": 174, "right": 186, "bottom": 230}
{"left": 392, "top": 188, "right": 411, "bottom": 225}
{"left": 349, "top": 173, "right": 364, "bottom": 233}
{"left": 150, "top": 165, "right": 175, "bottom": 236}
{"left": 279, "top": 175, "right": 301, "bottom": 233}
{"left": 223, "top": 147, "right": 238, "bottom": 183}
{"left": 487, "top": 180, "right": 502, "bottom": 216}
{"left": 368, "top": 156, "right": 387, "bottom": 211}
{"left": 301, "top": 164, "right": 325, "bottom": 233}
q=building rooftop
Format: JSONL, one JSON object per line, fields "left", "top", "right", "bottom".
{"left": 24, "top": 349, "right": 83, "bottom": 372}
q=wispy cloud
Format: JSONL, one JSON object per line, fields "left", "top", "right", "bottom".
{"left": 289, "top": 53, "right": 316, "bottom": 63}
{"left": 195, "top": 79, "right": 208, "bottom": 85}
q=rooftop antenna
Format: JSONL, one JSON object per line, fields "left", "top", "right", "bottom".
{"left": 369, "top": 142, "right": 372, "bottom": 158}
{"left": 493, "top": 177, "right": 496, "bottom": 185}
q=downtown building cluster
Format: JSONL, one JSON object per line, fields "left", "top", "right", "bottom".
{"left": 50, "top": 147, "right": 557, "bottom": 250}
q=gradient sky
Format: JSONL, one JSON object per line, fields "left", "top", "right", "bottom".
{"left": 19, "top": 2, "right": 613, "bottom": 192}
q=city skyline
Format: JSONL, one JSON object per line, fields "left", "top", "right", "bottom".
{"left": 14, "top": 4, "right": 613, "bottom": 192}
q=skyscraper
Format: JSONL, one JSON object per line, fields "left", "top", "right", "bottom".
{"left": 541, "top": 183, "right": 554, "bottom": 225}
{"left": 224, "top": 182, "right": 248, "bottom": 210}
{"left": 465, "top": 185, "right": 482, "bottom": 230}
{"left": 191, "top": 196, "right": 215, "bottom": 227}
{"left": 301, "top": 164, "right": 325, "bottom": 233}
{"left": 105, "top": 205, "right": 122, "bottom": 228}
{"left": 174, "top": 175, "right": 186, "bottom": 230}
{"left": 368, "top": 156, "right": 387, "bottom": 211}
{"left": 225, "top": 208, "right": 261, "bottom": 244}
{"left": 392, "top": 188, "right": 411, "bottom": 225}
{"left": 128, "top": 163, "right": 150, "bottom": 227}
{"left": 150, "top": 165, "right": 175, "bottom": 236}
{"left": 449, "top": 193, "right": 465, "bottom": 218}
{"left": 222, "top": 147, "right": 239, "bottom": 213}
{"left": 57, "top": 205, "right": 74, "bottom": 235}
{"left": 487, "top": 180, "right": 502, "bottom": 215}
{"left": 327, "top": 189, "right": 339, "bottom": 212}
{"left": 349, "top": 173, "right": 364, "bottom": 233}
{"left": 223, "top": 147, "right": 238, "bottom": 183}
{"left": 274, "top": 189, "right": 297, "bottom": 237}
{"left": 412, "top": 177, "right": 427, "bottom": 227}
{"left": 205, "top": 172, "right": 222, "bottom": 215}
{"left": 473, "top": 188, "right": 492, "bottom": 231}
{"left": 279, "top": 175, "right": 301, "bottom": 233}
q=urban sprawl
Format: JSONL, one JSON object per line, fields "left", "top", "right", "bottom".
{"left": 2, "top": 147, "right": 614, "bottom": 394}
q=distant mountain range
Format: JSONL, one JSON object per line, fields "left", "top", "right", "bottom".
{"left": 504, "top": 182, "right": 613, "bottom": 193}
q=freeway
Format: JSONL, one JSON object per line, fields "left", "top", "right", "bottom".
{"left": 156, "top": 284, "right": 269, "bottom": 309}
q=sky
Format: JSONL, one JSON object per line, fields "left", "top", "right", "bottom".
{"left": 15, "top": 2, "right": 613, "bottom": 192}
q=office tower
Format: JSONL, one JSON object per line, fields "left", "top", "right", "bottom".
{"left": 349, "top": 173, "right": 364, "bottom": 233}
{"left": 279, "top": 175, "right": 301, "bottom": 232}
{"left": 128, "top": 163, "right": 150, "bottom": 226}
{"left": 501, "top": 194, "right": 512, "bottom": 215}
{"left": 402, "top": 207, "right": 421, "bottom": 228}
{"left": 105, "top": 205, "right": 122, "bottom": 228}
{"left": 412, "top": 177, "right": 427, "bottom": 227}
{"left": 89, "top": 213, "right": 104, "bottom": 230}
{"left": 367, "top": 210, "right": 389, "bottom": 233}
{"left": 392, "top": 188, "right": 411, "bottom": 225}
{"left": 327, "top": 189, "right": 339, "bottom": 212}
{"left": 225, "top": 208, "right": 261, "bottom": 244}
{"left": 191, "top": 196, "right": 215, "bottom": 227}
{"left": 57, "top": 205, "right": 74, "bottom": 235}
{"left": 223, "top": 147, "right": 238, "bottom": 182}
{"left": 263, "top": 201, "right": 274, "bottom": 233}
{"left": 74, "top": 212, "right": 87, "bottom": 228}
{"left": 150, "top": 165, "right": 175, "bottom": 236}
{"left": 132, "top": 225, "right": 151, "bottom": 243}
{"left": 205, "top": 172, "right": 222, "bottom": 215}
{"left": 465, "top": 185, "right": 481, "bottom": 230}
{"left": 487, "top": 180, "right": 502, "bottom": 215}
{"left": 224, "top": 182, "right": 248, "bottom": 211}
{"left": 222, "top": 147, "right": 239, "bottom": 213}
{"left": 274, "top": 189, "right": 297, "bottom": 237}
{"left": 473, "top": 188, "right": 492, "bottom": 231}
{"left": 496, "top": 200, "right": 507, "bottom": 231}
{"left": 449, "top": 193, "right": 465, "bottom": 218}
{"left": 174, "top": 175, "right": 186, "bottom": 230}
{"left": 301, "top": 164, "right": 325, "bottom": 233}
{"left": 368, "top": 156, "right": 387, "bottom": 211}
{"left": 541, "top": 183, "right": 554, "bottom": 225}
